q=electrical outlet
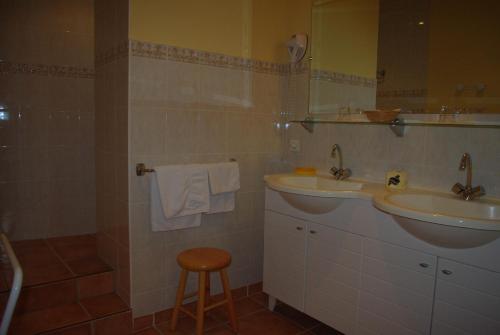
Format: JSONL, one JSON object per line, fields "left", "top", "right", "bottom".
{"left": 289, "top": 139, "right": 300, "bottom": 152}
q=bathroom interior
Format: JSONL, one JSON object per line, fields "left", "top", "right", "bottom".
{"left": 0, "top": 0, "right": 499, "bottom": 334}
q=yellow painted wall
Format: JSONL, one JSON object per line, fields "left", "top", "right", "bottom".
{"left": 426, "top": 0, "right": 500, "bottom": 113}
{"left": 130, "top": 0, "right": 312, "bottom": 63}
{"left": 311, "top": 0, "right": 379, "bottom": 77}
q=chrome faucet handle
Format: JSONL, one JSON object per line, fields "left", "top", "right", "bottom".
{"left": 330, "top": 166, "right": 339, "bottom": 176}
{"left": 468, "top": 186, "right": 485, "bottom": 200}
{"left": 451, "top": 182, "right": 465, "bottom": 195}
{"left": 338, "top": 168, "right": 351, "bottom": 180}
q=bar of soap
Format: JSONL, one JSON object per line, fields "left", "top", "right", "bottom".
{"left": 386, "top": 170, "right": 407, "bottom": 190}
{"left": 294, "top": 167, "right": 316, "bottom": 176}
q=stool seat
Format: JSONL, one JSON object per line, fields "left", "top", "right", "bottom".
{"left": 177, "top": 247, "right": 231, "bottom": 272}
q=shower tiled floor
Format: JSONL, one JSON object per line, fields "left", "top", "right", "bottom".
{"left": 0, "top": 234, "right": 131, "bottom": 335}
{"left": 0, "top": 234, "right": 111, "bottom": 291}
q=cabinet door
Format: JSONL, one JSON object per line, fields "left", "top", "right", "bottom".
{"left": 431, "top": 258, "right": 500, "bottom": 335}
{"left": 358, "top": 238, "right": 437, "bottom": 335}
{"left": 263, "top": 210, "right": 307, "bottom": 311}
{"left": 305, "top": 222, "right": 363, "bottom": 335}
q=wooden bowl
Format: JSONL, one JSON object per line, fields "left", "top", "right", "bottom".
{"left": 364, "top": 109, "right": 400, "bottom": 122}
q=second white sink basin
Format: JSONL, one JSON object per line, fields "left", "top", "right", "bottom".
{"left": 264, "top": 174, "right": 364, "bottom": 214}
{"left": 374, "top": 192, "right": 500, "bottom": 248}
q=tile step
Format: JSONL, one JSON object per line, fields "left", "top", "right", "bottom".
{"left": 8, "top": 292, "right": 130, "bottom": 335}
{"left": 1, "top": 270, "right": 115, "bottom": 316}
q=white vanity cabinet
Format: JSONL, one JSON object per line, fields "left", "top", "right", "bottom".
{"left": 263, "top": 210, "right": 307, "bottom": 311}
{"left": 357, "top": 239, "right": 436, "bottom": 335}
{"left": 305, "top": 222, "right": 363, "bottom": 334}
{"left": 263, "top": 187, "right": 500, "bottom": 335}
{"left": 431, "top": 259, "right": 500, "bottom": 335}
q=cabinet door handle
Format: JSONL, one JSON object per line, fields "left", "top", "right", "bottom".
{"left": 310, "top": 230, "right": 317, "bottom": 234}
{"left": 419, "top": 263, "right": 430, "bottom": 268}
{"left": 296, "top": 227, "right": 303, "bottom": 231}
{"left": 441, "top": 269, "right": 453, "bottom": 275}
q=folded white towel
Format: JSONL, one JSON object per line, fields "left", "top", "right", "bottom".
{"left": 155, "top": 164, "right": 210, "bottom": 218}
{"left": 208, "top": 193, "right": 235, "bottom": 214}
{"left": 207, "top": 162, "right": 240, "bottom": 195}
{"left": 150, "top": 164, "right": 209, "bottom": 231}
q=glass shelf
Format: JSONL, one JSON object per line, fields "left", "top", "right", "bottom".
{"left": 289, "top": 113, "right": 500, "bottom": 128}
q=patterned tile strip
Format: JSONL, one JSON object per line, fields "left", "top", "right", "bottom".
{"left": 95, "top": 40, "right": 129, "bottom": 67}
{"left": 0, "top": 61, "right": 94, "bottom": 78}
{"left": 310, "top": 68, "right": 376, "bottom": 88}
{"left": 129, "top": 39, "right": 304, "bottom": 76}
{"left": 377, "top": 88, "right": 427, "bottom": 98}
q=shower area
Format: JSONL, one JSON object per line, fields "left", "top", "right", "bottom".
{"left": 0, "top": 0, "right": 131, "bottom": 333}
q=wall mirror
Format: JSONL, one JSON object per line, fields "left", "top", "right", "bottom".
{"left": 308, "top": 0, "right": 500, "bottom": 125}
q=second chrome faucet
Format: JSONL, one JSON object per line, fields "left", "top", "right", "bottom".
{"left": 330, "top": 144, "right": 351, "bottom": 180}
{"left": 451, "top": 153, "right": 485, "bottom": 201}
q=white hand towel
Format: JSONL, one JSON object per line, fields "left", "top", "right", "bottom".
{"left": 155, "top": 164, "right": 210, "bottom": 218}
{"left": 151, "top": 175, "right": 201, "bottom": 231}
{"left": 207, "top": 162, "right": 240, "bottom": 195}
{"left": 150, "top": 164, "right": 209, "bottom": 231}
{"left": 208, "top": 193, "right": 235, "bottom": 214}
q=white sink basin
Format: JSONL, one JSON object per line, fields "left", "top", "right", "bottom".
{"left": 264, "top": 174, "right": 364, "bottom": 214}
{"left": 374, "top": 192, "right": 500, "bottom": 248}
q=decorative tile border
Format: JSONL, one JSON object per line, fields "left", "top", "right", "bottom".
{"left": 311, "top": 69, "right": 376, "bottom": 88}
{"left": 130, "top": 40, "right": 295, "bottom": 75}
{"left": 377, "top": 88, "right": 427, "bottom": 98}
{"left": 95, "top": 40, "right": 129, "bottom": 67}
{"left": 0, "top": 61, "right": 94, "bottom": 78}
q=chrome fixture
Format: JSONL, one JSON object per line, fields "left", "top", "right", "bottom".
{"left": 136, "top": 159, "right": 237, "bottom": 176}
{"left": 451, "top": 153, "right": 485, "bottom": 200}
{"left": 300, "top": 116, "right": 315, "bottom": 133}
{"left": 330, "top": 144, "right": 351, "bottom": 180}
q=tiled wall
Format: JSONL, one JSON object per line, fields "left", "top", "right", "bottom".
{"left": 0, "top": 0, "right": 96, "bottom": 240}
{"left": 286, "top": 122, "right": 500, "bottom": 197}
{"left": 309, "top": 68, "right": 376, "bottom": 114}
{"left": 94, "top": 0, "right": 130, "bottom": 305}
{"left": 128, "top": 40, "right": 289, "bottom": 316}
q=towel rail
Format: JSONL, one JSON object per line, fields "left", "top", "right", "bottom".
{"left": 136, "top": 159, "right": 237, "bottom": 176}
{"left": 0, "top": 233, "right": 23, "bottom": 335}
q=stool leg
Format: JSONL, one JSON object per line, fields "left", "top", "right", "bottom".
{"left": 170, "top": 269, "right": 188, "bottom": 331}
{"left": 196, "top": 271, "right": 207, "bottom": 335}
{"left": 205, "top": 272, "right": 211, "bottom": 303}
{"left": 220, "top": 269, "right": 238, "bottom": 332}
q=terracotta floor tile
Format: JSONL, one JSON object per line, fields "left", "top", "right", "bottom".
{"left": 94, "top": 310, "right": 132, "bottom": 335}
{"left": 80, "top": 293, "right": 129, "bottom": 318}
{"left": 15, "top": 279, "right": 77, "bottom": 314}
{"left": 41, "top": 322, "right": 92, "bottom": 335}
{"left": 156, "top": 313, "right": 222, "bottom": 335}
{"left": 236, "top": 310, "right": 304, "bottom": 335}
{"left": 134, "top": 328, "right": 162, "bottom": 335}
{"left": 66, "top": 257, "right": 112, "bottom": 276}
{"left": 274, "top": 304, "right": 320, "bottom": 330}
{"left": 22, "top": 263, "right": 74, "bottom": 287}
{"left": 134, "top": 314, "right": 154, "bottom": 331}
{"left": 204, "top": 325, "right": 236, "bottom": 335}
{"left": 10, "top": 303, "right": 91, "bottom": 335}
{"left": 248, "top": 291, "right": 269, "bottom": 307}
{"left": 248, "top": 282, "right": 263, "bottom": 295}
{"left": 308, "top": 324, "right": 343, "bottom": 335}
{"left": 47, "top": 234, "right": 98, "bottom": 262}
{"left": 209, "top": 297, "right": 265, "bottom": 322}
{"left": 11, "top": 239, "right": 49, "bottom": 256}
{"left": 78, "top": 271, "right": 114, "bottom": 299}
{"left": 155, "top": 309, "right": 173, "bottom": 324}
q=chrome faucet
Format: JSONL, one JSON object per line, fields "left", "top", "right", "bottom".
{"left": 451, "top": 153, "right": 485, "bottom": 200}
{"left": 330, "top": 144, "right": 351, "bottom": 180}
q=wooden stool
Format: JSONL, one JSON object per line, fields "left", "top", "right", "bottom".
{"left": 170, "top": 247, "right": 238, "bottom": 334}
